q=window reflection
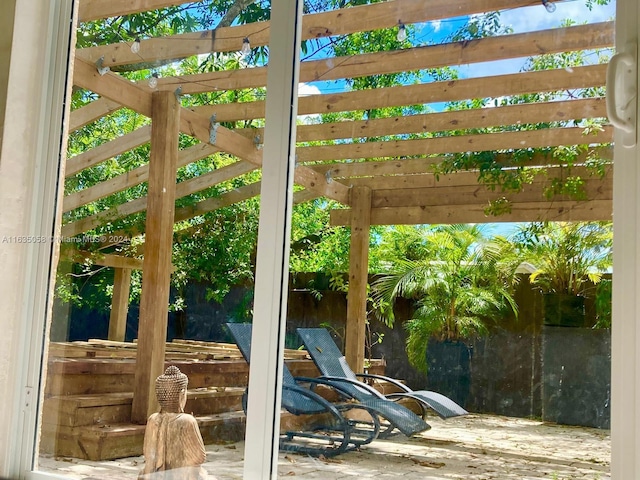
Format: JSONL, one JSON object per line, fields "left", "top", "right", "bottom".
{"left": 38, "top": 0, "right": 614, "bottom": 477}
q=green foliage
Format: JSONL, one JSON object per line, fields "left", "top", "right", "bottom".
{"left": 371, "top": 225, "right": 519, "bottom": 372}
{"left": 289, "top": 200, "right": 353, "bottom": 273}
{"left": 512, "top": 222, "right": 612, "bottom": 297}
{"left": 593, "top": 278, "right": 612, "bottom": 329}
{"left": 171, "top": 200, "right": 260, "bottom": 304}
{"left": 60, "top": 0, "right": 614, "bottom": 322}
{"left": 431, "top": 22, "right": 612, "bottom": 212}
{"left": 448, "top": 11, "right": 513, "bottom": 41}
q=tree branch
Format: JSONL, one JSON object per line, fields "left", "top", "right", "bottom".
{"left": 216, "top": 0, "right": 257, "bottom": 28}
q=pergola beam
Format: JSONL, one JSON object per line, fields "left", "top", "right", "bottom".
{"left": 78, "top": 0, "right": 206, "bottom": 22}
{"left": 331, "top": 200, "right": 613, "bottom": 226}
{"left": 74, "top": 58, "right": 153, "bottom": 115}
{"left": 345, "top": 186, "right": 371, "bottom": 374}
{"left": 293, "top": 98, "right": 607, "bottom": 142}
{"left": 330, "top": 166, "right": 613, "bottom": 226}
{"left": 232, "top": 97, "right": 606, "bottom": 143}
{"left": 197, "top": 64, "right": 607, "bottom": 122}
{"left": 76, "top": 0, "right": 545, "bottom": 68}
{"left": 69, "top": 97, "right": 122, "bottom": 132}
{"left": 149, "top": 21, "right": 612, "bottom": 95}
{"left": 132, "top": 90, "right": 181, "bottom": 423}
{"left": 297, "top": 126, "right": 613, "bottom": 164}
{"left": 65, "top": 125, "right": 152, "bottom": 177}
{"left": 68, "top": 250, "right": 144, "bottom": 269}
{"left": 64, "top": 143, "right": 220, "bottom": 212}
{"left": 310, "top": 147, "right": 613, "bottom": 179}
{"left": 73, "top": 58, "right": 349, "bottom": 205}
{"left": 371, "top": 177, "right": 612, "bottom": 208}
{"left": 339, "top": 165, "right": 611, "bottom": 190}
{"left": 108, "top": 267, "right": 132, "bottom": 342}
{"left": 61, "top": 159, "right": 257, "bottom": 237}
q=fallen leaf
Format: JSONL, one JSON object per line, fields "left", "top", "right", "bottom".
{"left": 409, "top": 457, "right": 445, "bottom": 468}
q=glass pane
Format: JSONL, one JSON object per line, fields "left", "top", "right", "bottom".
{"left": 35, "top": 0, "right": 616, "bottom": 478}
{"left": 36, "top": 2, "right": 277, "bottom": 478}
{"left": 283, "top": 0, "right": 614, "bottom": 478}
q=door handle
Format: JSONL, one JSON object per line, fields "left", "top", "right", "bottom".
{"left": 606, "top": 42, "right": 637, "bottom": 148}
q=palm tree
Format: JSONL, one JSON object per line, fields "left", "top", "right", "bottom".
{"left": 512, "top": 221, "right": 612, "bottom": 327}
{"left": 513, "top": 222, "right": 612, "bottom": 296}
{"left": 372, "top": 224, "right": 519, "bottom": 372}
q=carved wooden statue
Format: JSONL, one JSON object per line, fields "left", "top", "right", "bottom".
{"left": 139, "top": 365, "right": 207, "bottom": 480}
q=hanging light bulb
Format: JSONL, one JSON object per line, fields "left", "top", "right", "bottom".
{"left": 148, "top": 73, "right": 159, "bottom": 89}
{"left": 241, "top": 37, "right": 251, "bottom": 57}
{"left": 131, "top": 37, "right": 141, "bottom": 54}
{"left": 542, "top": 0, "right": 556, "bottom": 13}
{"left": 397, "top": 23, "right": 407, "bottom": 42}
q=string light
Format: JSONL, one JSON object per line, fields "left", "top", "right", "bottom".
{"left": 131, "top": 37, "right": 141, "bottom": 54}
{"left": 397, "top": 23, "right": 407, "bottom": 42}
{"left": 241, "top": 37, "right": 251, "bottom": 57}
{"left": 148, "top": 73, "right": 159, "bottom": 89}
{"left": 541, "top": 0, "right": 556, "bottom": 13}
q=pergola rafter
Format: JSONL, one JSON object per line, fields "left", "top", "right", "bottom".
{"left": 64, "top": 0, "right": 614, "bottom": 396}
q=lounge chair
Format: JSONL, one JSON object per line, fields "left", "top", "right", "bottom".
{"left": 226, "top": 322, "right": 386, "bottom": 457}
{"left": 297, "top": 327, "right": 468, "bottom": 425}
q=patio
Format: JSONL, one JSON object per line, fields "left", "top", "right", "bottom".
{"left": 39, "top": 413, "right": 610, "bottom": 479}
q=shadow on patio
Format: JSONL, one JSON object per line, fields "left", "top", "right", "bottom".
{"left": 40, "top": 413, "right": 610, "bottom": 480}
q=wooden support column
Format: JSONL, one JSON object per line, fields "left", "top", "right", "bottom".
{"left": 345, "top": 185, "right": 371, "bottom": 373}
{"left": 131, "top": 91, "right": 180, "bottom": 423}
{"left": 108, "top": 267, "right": 132, "bottom": 342}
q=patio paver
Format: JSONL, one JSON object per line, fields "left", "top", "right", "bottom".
{"left": 39, "top": 414, "right": 610, "bottom": 479}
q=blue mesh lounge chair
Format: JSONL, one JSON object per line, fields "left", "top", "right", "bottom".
{"left": 297, "top": 327, "right": 468, "bottom": 424}
{"left": 227, "top": 323, "right": 430, "bottom": 456}
{"left": 226, "top": 323, "right": 390, "bottom": 457}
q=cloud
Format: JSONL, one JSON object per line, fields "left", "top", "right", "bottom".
{"left": 298, "top": 82, "right": 322, "bottom": 97}
{"left": 297, "top": 83, "right": 322, "bottom": 124}
{"left": 499, "top": 0, "right": 615, "bottom": 34}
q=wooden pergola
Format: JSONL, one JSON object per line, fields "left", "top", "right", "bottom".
{"left": 65, "top": 0, "right": 613, "bottom": 423}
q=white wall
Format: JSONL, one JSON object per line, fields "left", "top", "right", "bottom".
{"left": 0, "top": 0, "right": 74, "bottom": 476}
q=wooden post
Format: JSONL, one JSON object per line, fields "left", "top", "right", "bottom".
{"left": 108, "top": 267, "right": 132, "bottom": 342}
{"left": 131, "top": 91, "right": 180, "bottom": 423}
{"left": 345, "top": 185, "right": 371, "bottom": 373}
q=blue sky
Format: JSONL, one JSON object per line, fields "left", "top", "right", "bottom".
{"left": 299, "top": 0, "right": 616, "bottom": 97}
{"left": 295, "top": 1, "right": 616, "bottom": 235}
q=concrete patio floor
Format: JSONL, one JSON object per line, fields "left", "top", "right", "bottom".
{"left": 39, "top": 414, "right": 610, "bottom": 479}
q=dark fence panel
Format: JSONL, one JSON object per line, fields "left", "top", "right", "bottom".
{"left": 53, "top": 273, "right": 611, "bottom": 428}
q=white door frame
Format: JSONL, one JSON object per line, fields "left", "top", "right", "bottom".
{"left": 611, "top": 0, "right": 640, "bottom": 476}
{"left": 242, "top": 0, "right": 303, "bottom": 478}
{"left": 0, "top": 0, "right": 75, "bottom": 477}
{"left": 3, "top": 0, "right": 640, "bottom": 478}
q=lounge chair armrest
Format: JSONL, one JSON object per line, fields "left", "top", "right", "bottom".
{"left": 293, "top": 376, "right": 357, "bottom": 400}
{"left": 316, "top": 375, "right": 387, "bottom": 399}
{"left": 355, "top": 373, "right": 411, "bottom": 393}
{"left": 282, "top": 383, "right": 345, "bottom": 418}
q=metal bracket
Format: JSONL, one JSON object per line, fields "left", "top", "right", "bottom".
{"left": 23, "top": 386, "right": 33, "bottom": 410}
{"left": 174, "top": 86, "right": 183, "bottom": 102}
{"left": 95, "top": 56, "right": 110, "bottom": 76}
{"left": 254, "top": 134, "right": 263, "bottom": 150}
{"left": 209, "top": 115, "right": 219, "bottom": 144}
{"left": 325, "top": 169, "right": 333, "bottom": 184}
